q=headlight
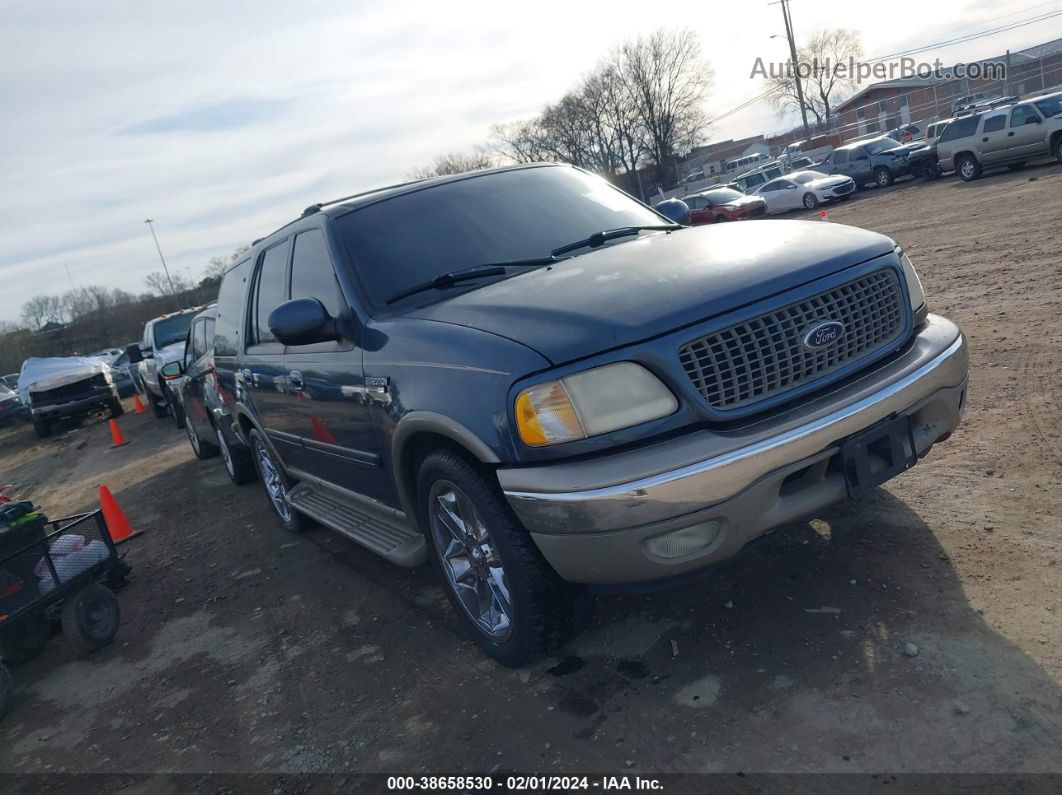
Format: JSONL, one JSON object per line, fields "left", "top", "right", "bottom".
{"left": 515, "top": 362, "right": 678, "bottom": 447}
{"left": 898, "top": 249, "right": 926, "bottom": 312}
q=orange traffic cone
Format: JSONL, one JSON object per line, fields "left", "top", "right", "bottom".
{"left": 99, "top": 485, "right": 135, "bottom": 543}
{"left": 108, "top": 419, "right": 129, "bottom": 448}
{"left": 133, "top": 393, "right": 146, "bottom": 414}
{"left": 820, "top": 209, "right": 829, "bottom": 221}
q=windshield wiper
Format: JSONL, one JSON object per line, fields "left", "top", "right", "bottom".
{"left": 550, "top": 225, "right": 679, "bottom": 257}
{"left": 384, "top": 258, "right": 560, "bottom": 305}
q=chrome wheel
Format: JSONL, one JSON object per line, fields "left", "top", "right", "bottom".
{"left": 960, "top": 159, "right": 976, "bottom": 179}
{"left": 217, "top": 426, "right": 235, "bottom": 477}
{"left": 429, "top": 480, "right": 512, "bottom": 641}
{"left": 257, "top": 445, "right": 291, "bottom": 522}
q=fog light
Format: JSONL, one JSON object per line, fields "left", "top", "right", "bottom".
{"left": 644, "top": 520, "right": 722, "bottom": 560}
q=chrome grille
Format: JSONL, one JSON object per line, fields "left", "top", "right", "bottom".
{"left": 679, "top": 269, "right": 906, "bottom": 412}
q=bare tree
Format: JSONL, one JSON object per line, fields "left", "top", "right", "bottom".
{"left": 762, "top": 28, "right": 863, "bottom": 125}
{"left": 620, "top": 28, "right": 714, "bottom": 188}
{"left": 144, "top": 271, "right": 190, "bottom": 296}
{"left": 407, "top": 151, "right": 495, "bottom": 180}
{"left": 20, "top": 295, "right": 51, "bottom": 331}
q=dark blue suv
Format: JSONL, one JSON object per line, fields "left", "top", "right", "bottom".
{"left": 216, "top": 163, "right": 967, "bottom": 666}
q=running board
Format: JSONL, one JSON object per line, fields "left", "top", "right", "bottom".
{"left": 287, "top": 482, "right": 427, "bottom": 566}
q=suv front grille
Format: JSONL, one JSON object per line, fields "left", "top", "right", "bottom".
{"left": 679, "top": 268, "right": 906, "bottom": 413}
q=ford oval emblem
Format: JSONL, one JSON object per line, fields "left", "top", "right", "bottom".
{"left": 803, "top": 321, "right": 845, "bottom": 350}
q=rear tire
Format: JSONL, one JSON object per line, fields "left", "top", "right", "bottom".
{"left": 417, "top": 448, "right": 590, "bottom": 667}
{"left": 186, "top": 418, "right": 218, "bottom": 460}
{"left": 31, "top": 416, "right": 51, "bottom": 438}
{"left": 61, "top": 584, "right": 120, "bottom": 658}
{"left": 217, "top": 425, "right": 256, "bottom": 485}
{"left": 921, "top": 163, "right": 941, "bottom": 181}
{"left": 0, "top": 664, "right": 11, "bottom": 719}
{"left": 1054, "top": 136, "right": 1062, "bottom": 165}
{"left": 249, "top": 430, "right": 310, "bottom": 532}
{"left": 957, "top": 155, "right": 981, "bottom": 182}
{"left": 0, "top": 612, "right": 50, "bottom": 664}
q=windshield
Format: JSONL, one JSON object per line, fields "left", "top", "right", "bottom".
{"left": 792, "top": 171, "right": 828, "bottom": 184}
{"left": 153, "top": 312, "right": 196, "bottom": 348}
{"left": 865, "top": 139, "right": 900, "bottom": 155}
{"left": 703, "top": 188, "right": 744, "bottom": 203}
{"left": 333, "top": 166, "right": 663, "bottom": 310}
{"left": 1035, "top": 95, "right": 1062, "bottom": 117}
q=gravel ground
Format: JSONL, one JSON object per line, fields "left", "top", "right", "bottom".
{"left": 0, "top": 161, "right": 1059, "bottom": 782}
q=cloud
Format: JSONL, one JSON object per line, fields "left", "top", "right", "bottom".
{"left": 122, "top": 97, "right": 290, "bottom": 135}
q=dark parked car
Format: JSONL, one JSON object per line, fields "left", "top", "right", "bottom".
{"left": 685, "top": 188, "right": 767, "bottom": 224}
{"left": 817, "top": 137, "right": 912, "bottom": 188}
{"left": 0, "top": 385, "right": 24, "bottom": 428}
{"left": 161, "top": 307, "right": 256, "bottom": 485}
{"left": 214, "top": 163, "right": 966, "bottom": 666}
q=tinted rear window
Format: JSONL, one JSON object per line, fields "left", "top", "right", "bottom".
{"left": 940, "top": 115, "right": 980, "bottom": 141}
{"left": 214, "top": 258, "right": 252, "bottom": 358}
{"left": 332, "top": 167, "right": 660, "bottom": 311}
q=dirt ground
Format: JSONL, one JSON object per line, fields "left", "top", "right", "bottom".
{"left": 0, "top": 162, "right": 1060, "bottom": 783}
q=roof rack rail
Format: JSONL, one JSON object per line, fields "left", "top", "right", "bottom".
{"left": 300, "top": 181, "right": 417, "bottom": 217}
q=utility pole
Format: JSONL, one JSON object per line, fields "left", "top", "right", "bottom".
{"left": 777, "top": 0, "right": 812, "bottom": 142}
{"left": 144, "top": 218, "right": 177, "bottom": 298}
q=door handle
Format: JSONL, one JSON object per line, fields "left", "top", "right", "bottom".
{"left": 1007, "top": 132, "right": 1015, "bottom": 137}
{"left": 982, "top": 137, "right": 989, "bottom": 142}
{"left": 288, "top": 370, "right": 305, "bottom": 392}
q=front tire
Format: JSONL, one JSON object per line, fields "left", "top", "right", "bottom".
{"left": 109, "top": 397, "right": 124, "bottom": 419}
{"left": 417, "top": 449, "right": 589, "bottom": 667}
{"left": 186, "top": 418, "right": 218, "bottom": 460}
{"left": 802, "top": 192, "right": 819, "bottom": 209}
{"left": 31, "top": 416, "right": 51, "bottom": 438}
{"left": 1054, "top": 136, "right": 1062, "bottom": 165}
{"left": 714, "top": 215, "right": 727, "bottom": 223}
{"left": 875, "top": 167, "right": 894, "bottom": 187}
{"left": 151, "top": 391, "right": 168, "bottom": 419}
{"left": 249, "top": 430, "right": 310, "bottom": 532}
{"left": 957, "top": 155, "right": 982, "bottom": 182}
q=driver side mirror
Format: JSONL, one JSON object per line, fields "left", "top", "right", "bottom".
{"left": 125, "top": 343, "right": 144, "bottom": 364}
{"left": 269, "top": 298, "right": 339, "bottom": 347}
{"left": 1025, "top": 116, "right": 1040, "bottom": 125}
{"left": 160, "top": 361, "right": 184, "bottom": 380}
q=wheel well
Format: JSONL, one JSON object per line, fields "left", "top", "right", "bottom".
{"left": 954, "top": 150, "right": 976, "bottom": 164}
{"left": 1050, "top": 130, "right": 1062, "bottom": 150}
{"left": 397, "top": 431, "right": 490, "bottom": 527}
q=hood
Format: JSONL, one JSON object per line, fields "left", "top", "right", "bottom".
{"left": 807, "top": 175, "right": 852, "bottom": 189}
{"left": 407, "top": 221, "right": 896, "bottom": 365}
{"left": 155, "top": 342, "right": 186, "bottom": 368}
{"left": 18, "top": 356, "right": 113, "bottom": 402}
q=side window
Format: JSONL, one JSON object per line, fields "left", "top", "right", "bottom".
{"left": 192, "top": 320, "right": 207, "bottom": 361}
{"left": 203, "top": 318, "right": 216, "bottom": 350}
{"left": 1009, "top": 105, "right": 1039, "bottom": 127}
{"left": 833, "top": 150, "right": 849, "bottom": 164}
{"left": 184, "top": 321, "right": 200, "bottom": 367}
{"left": 853, "top": 148, "right": 869, "bottom": 160}
{"left": 289, "top": 229, "right": 342, "bottom": 318}
{"left": 253, "top": 240, "right": 291, "bottom": 345}
{"left": 214, "top": 258, "right": 252, "bottom": 358}
{"left": 940, "top": 114, "right": 979, "bottom": 142}
{"left": 983, "top": 114, "right": 1006, "bottom": 133}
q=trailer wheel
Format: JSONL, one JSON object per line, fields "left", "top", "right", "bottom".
{"left": 0, "top": 664, "right": 11, "bottom": 720}
{"left": 61, "top": 584, "right": 120, "bottom": 658}
{"left": 0, "top": 612, "right": 50, "bottom": 664}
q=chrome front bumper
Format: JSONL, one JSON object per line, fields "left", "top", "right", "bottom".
{"left": 499, "top": 315, "right": 968, "bottom": 584}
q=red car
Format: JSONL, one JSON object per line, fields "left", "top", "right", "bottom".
{"left": 685, "top": 188, "right": 767, "bottom": 224}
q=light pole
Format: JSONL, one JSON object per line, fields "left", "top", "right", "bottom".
{"left": 770, "top": 0, "right": 812, "bottom": 142}
{"left": 144, "top": 218, "right": 176, "bottom": 297}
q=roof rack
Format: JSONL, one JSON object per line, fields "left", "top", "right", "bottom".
{"left": 300, "top": 180, "right": 419, "bottom": 218}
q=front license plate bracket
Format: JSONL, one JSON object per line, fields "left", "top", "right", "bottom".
{"left": 840, "top": 415, "right": 918, "bottom": 499}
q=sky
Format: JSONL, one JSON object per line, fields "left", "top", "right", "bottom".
{"left": 3, "top": 0, "right": 1060, "bottom": 324}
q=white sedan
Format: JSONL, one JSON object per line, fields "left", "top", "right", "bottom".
{"left": 749, "top": 171, "right": 856, "bottom": 213}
